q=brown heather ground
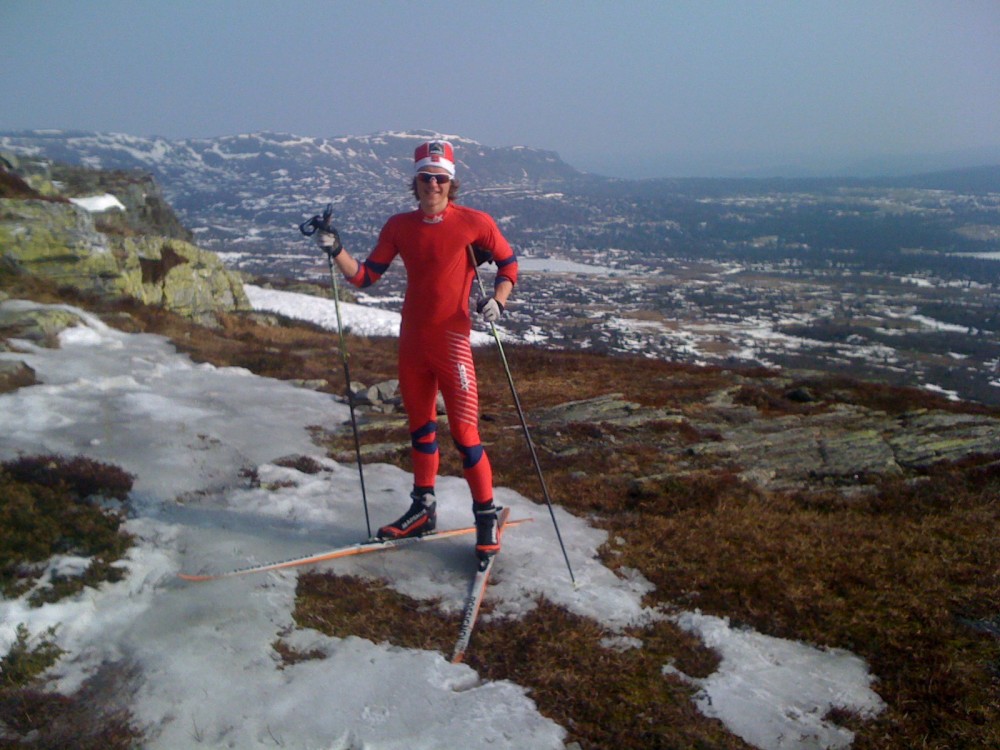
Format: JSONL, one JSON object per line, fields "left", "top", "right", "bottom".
{"left": 3, "top": 273, "right": 999, "bottom": 749}
{"left": 0, "top": 449, "right": 140, "bottom": 748}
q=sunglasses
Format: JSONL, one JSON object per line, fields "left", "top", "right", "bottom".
{"left": 417, "top": 172, "right": 452, "bottom": 184}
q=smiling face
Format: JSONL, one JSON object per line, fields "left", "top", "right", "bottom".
{"left": 415, "top": 166, "right": 452, "bottom": 216}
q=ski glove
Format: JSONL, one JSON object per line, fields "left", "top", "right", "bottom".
{"left": 477, "top": 296, "right": 504, "bottom": 323}
{"left": 315, "top": 226, "right": 343, "bottom": 258}
{"left": 471, "top": 244, "right": 494, "bottom": 266}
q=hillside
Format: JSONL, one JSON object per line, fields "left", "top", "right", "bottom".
{"left": 2, "top": 261, "right": 1000, "bottom": 748}
{"left": 1, "top": 153, "right": 999, "bottom": 749}
{"left": 4, "top": 130, "right": 1000, "bottom": 409}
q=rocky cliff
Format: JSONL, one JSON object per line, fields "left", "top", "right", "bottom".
{"left": 0, "top": 154, "right": 248, "bottom": 326}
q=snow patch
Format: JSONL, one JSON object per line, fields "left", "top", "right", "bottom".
{"left": 69, "top": 193, "right": 126, "bottom": 212}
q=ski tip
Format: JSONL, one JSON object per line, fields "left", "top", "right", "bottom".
{"left": 177, "top": 572, "right": 215, "bottom": 582}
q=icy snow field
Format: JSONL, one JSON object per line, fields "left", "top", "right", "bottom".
{"left": 0, "top": 296, "right": 884, "bottom": 749}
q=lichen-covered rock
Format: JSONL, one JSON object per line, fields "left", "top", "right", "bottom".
{"left": 533, "top": 392, "right": 681, "bottom": 427}
{"left": 0, "top": 196, "right": 250, "bottom": 326}
{"left": 113, "top": 235, "right": 251, "bottom": 324}
{"left": 887, "top": 410, "right": 1000, "bottom": 468}
{"left": 0, "top": 199, "right": 122, "bottom": 294}
{"left": 683, "top": 397, "right": 1000, "bottom": 492}
{"left": 0, "top": 301, "right": 87, "bottom": 345}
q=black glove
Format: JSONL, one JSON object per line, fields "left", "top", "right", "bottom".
{"left": 471, "top": 244, "right": 494, "bottom": 266}
{"left": 315, "top": 225, "right": 342, "bottom": 257}
{"left": 476, "top": 296, "right": 504, "bottom": 323}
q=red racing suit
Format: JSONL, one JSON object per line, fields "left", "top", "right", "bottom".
{"left": 345, "top": 203, "right": 518, "bottom": 505}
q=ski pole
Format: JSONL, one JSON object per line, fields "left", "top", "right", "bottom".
{"left": 300, "top": 205, "right": 371, "bottom": 538}
{"left": 467, "top": 246, "right": 576, "bottom": 586}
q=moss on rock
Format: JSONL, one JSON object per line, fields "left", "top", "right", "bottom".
{"left": 1, "top": 192, "right": 250, "bottom": 326}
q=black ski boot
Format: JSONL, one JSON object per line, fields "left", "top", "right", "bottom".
{"left": 474, "top": 502, "right": 501, "bottom": 564}
{"left": 377, "top": 490, "right": 437, "bottom": 540}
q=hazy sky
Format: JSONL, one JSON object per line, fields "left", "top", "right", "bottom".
{"left": 3, "top": 0, "right": 998, "bottom": 177}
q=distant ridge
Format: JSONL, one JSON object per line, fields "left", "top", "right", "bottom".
{"left": 0, "top": 129, "right": 585, "bottom": 189}
{"left": 3, "top": 128, "right": 997, "bottom": 194}
{"left": 869, "top": 164, "right": 1000, "bottom": 193}
{"left": 0, "top": 129, "right": 592, "bottom": 255}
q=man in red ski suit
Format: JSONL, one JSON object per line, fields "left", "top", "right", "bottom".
{"left": 316, "top": 139, "right": 517, "bottom": 561}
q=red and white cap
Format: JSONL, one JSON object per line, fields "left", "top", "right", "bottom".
{"left": 414, "top": 140, "right": 456, "bottom": 177}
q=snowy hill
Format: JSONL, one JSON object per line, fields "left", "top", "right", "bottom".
{"left": 0, "top": 292, "right": 886, "bottom": 749}
{"left": 0, "top": 129, "right": 585, "bottom": 263}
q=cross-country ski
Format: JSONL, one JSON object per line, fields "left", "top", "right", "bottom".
{"left": 452, "top": 507, "right": 511, "bottom": 663}
{"left": 178, "top": 516, "right": 530, "bottom": 582}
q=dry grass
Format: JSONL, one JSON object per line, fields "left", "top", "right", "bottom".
{"left": 0, "top": 454, "right": 140, "bottom": 749}
{"left": 0, "top": 455, "right": 134, "bottom": 603}
{"left": 0, "top": 658, "right": 142, "bottom": 750}
{"left": 469, "top": 603, "right": 752, "bottom": 750}
{"left": 294, "top": 574, "right": 459, "bottom": 652}
{"left": 600, "top": 465, "right": 1000, "bottom": 749}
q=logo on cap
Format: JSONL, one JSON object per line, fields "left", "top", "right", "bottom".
{"left": 414, "top": 140, "right": 456, "bottom": 176}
